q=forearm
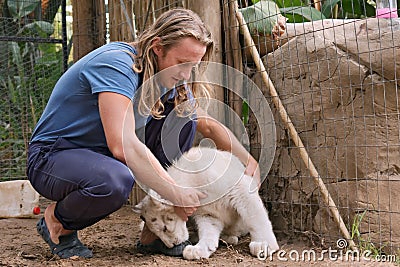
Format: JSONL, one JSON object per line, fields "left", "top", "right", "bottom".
{"left": 197, "top": 115, "right": 260, "bottom": 181}
{"left": 217, "top": 127, "right": 251, "bottom": 165}
{"left": 124, "top": 137, "right": 206, "bottom": 210}
{"left": 123, "top": 137, "right": 178, "bottom": 203}
{"left": 220, "top": 126, "right": 260, "bottom": 178}
{"left": 198, "top": 116, "right": 252, "bottom": 165}
{"left": 99, "top": 92, "right": 205, "bottom": 210}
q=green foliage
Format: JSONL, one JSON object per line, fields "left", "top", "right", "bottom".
{"left": 252, "top": 0, "right": 306, "bottom": 6}
{"left": 0, "top": 0, "right": 63, "bottom": 180}
{"left": 351, "top": 211, "right": 388, "bottom": 259}
{"left": 280, "top": 6, "right": 326, "bottom": 22}
{"left": 341, "top": 0, "right": 376, "bottom": 18}
{"left": 7, "top": 0, "right": 41, "bottom": 20}
{"left": 321, "top": 0, "right": 341, "bottom": 18}
{"left": 250, "top": 0, "right": 388, "bottom": 20}
{"left": 239, "top": 0, "right": 282, "bottom": 35}
{"left": 248, "top": 0, "right": 326, "bottom": 24}
{"left": 18, "top": 21, "right": 55, "bottom": 37}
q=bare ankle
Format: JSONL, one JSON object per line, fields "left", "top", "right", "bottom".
{"left": 44, "top": 203, "right": 73, "bottom": 244}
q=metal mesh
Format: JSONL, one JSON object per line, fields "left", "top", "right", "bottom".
{"left": 226, "top": 0, "right": 400, "bottom": 259}
{"left": 2, "top": 0, "right": 399, "bottom": 261}
{"left": 0, "top": 0, "right": 67, "bottom": 181}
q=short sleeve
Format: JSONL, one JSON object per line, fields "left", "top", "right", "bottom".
{"left": 80, "top": 49, "right": 139, "bottom": 99}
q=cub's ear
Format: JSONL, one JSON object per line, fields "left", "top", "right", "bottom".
{"left": 132, "top": 201, "right": 143, "bottom": 214}
{"left": 132, "top": 195, "right": 150, "bottom": 214}
{"left": 148, "top": 196, "right": 176, "bottom": 214}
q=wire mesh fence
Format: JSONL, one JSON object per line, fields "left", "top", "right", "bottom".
{"left": 1, "top": 0, "right": 399, "bottom": 262}
{"left": 228, "top": 0, "right": 400, "bottom": 258}
{"left": 0, "top": 0, "right": 67, "bottom": 181}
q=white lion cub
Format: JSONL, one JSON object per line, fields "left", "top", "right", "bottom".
{"left": 134, "top": 146, "right": 279, "bottom": 260}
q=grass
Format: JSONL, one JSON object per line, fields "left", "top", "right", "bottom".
{"left": 351, "top": 210, "right": 398, "bottom": 264}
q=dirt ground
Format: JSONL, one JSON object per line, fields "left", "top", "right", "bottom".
{"left": 0, "top": 198, "right": 398, "bottom": 267}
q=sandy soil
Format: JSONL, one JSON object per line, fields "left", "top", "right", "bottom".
{"left": 0, "top": 197, "right": 398, "bottom": 267}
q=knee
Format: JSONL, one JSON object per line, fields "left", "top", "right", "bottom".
{"left": 109, "top": 168, "right": 135, "bottom": 204}
{"left": 86, "top": 167, "right": 135, "bottom": 207}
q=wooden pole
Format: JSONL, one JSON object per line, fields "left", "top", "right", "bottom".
{"left": 94, "top": 0, "right": 107, "bottom": 47}
{"left": 71, "top": 0, "right": 106, "bottom": 61}
{"left": 222, "top": 0, "right": 244, "bottom": 138}
{"left": 187, "top": 0, "right": 223, "bottom": 66}
{"left": 235, "top": 4, "right": 358, "bottom": 252}
{"left": 187, "top": 0, "right": 224, "bottom": 120}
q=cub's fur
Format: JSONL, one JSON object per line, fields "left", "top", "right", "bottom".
{"left": 134, "top": 146, "right": 279, "bottom": 260}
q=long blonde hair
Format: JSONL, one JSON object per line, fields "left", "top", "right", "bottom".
{"left": 131, "top": 8, "right": 214, "bottom": 118}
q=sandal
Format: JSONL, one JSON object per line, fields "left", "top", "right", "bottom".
{"left": 136, "top": 239, "right": 191, "bottom": 257}
{"left": 36, "top": 217, "right": 93, "bottom": 259}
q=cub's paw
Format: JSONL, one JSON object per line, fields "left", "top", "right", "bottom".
{"left": 249, "top": 241, "right": 278, "bottom": 258}
{"left": 183, "top": 245, "right": 210, "bottom": 260}
{"left": 220, "top": 235, "right": 239, "bottom": 245}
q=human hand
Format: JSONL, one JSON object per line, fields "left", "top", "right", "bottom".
{"left": 245, "top": 156, "right": 261, "bottom": 191}
{"left": 173, "top": 188, "right": 207, "bottom": 221}
{"left": 174, "top": 206, "right": 196, "bottom": 221}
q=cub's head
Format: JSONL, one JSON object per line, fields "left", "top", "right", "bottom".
{"left": 133, "top": 194, "right": 189, "bottom": 248}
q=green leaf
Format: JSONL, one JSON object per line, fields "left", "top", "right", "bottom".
{"left": 341, "top": 0, "right": 362, "bottom": 16}
{"left": 341, "top": 0, "right": 375, "bottom": 18}
{"left": 239, "top": 0, "right": 282, "bottom": 35}
{"left": 321, "top": 0, "right": 341, "bottom": 18}
{"left": 258, "top": 0, "right": 306, "bottom": 8}
{"left": 272, "top": 0, "right": 283, "bottom": 8}
{"left": 8, "top": 76, "right": 16, "bottom": 103}
{"left": 280, "top": 6, "right": 326, "bottom": 22}
{"left": 280, "top": 0, "right": 305, "bottom": 8}
{"left": 7, "top": 0, "right": 41, "bottom": 19}
{"left": 9, "top": 42, "right": 22, "bottom": 67}
{"left": 38, "top": 42, "right": 58, "bottom": 55}
{"left": 18, "top": 21, "right": 54, "bottom": 37}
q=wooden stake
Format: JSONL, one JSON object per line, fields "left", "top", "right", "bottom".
{"left": 235, "top": 5, "right": 358, "bottom": 252}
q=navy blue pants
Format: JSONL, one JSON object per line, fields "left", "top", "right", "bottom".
{"left": 27, "top": 101, "right": 197, "bottom": 230}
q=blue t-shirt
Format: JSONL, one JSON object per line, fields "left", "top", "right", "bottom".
{"left": 30, "top": 42, "right": 144, "bottom": 148}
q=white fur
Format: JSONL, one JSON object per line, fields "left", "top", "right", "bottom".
{"left": 134, "top": 146, "right": 279, "bottom": 260}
